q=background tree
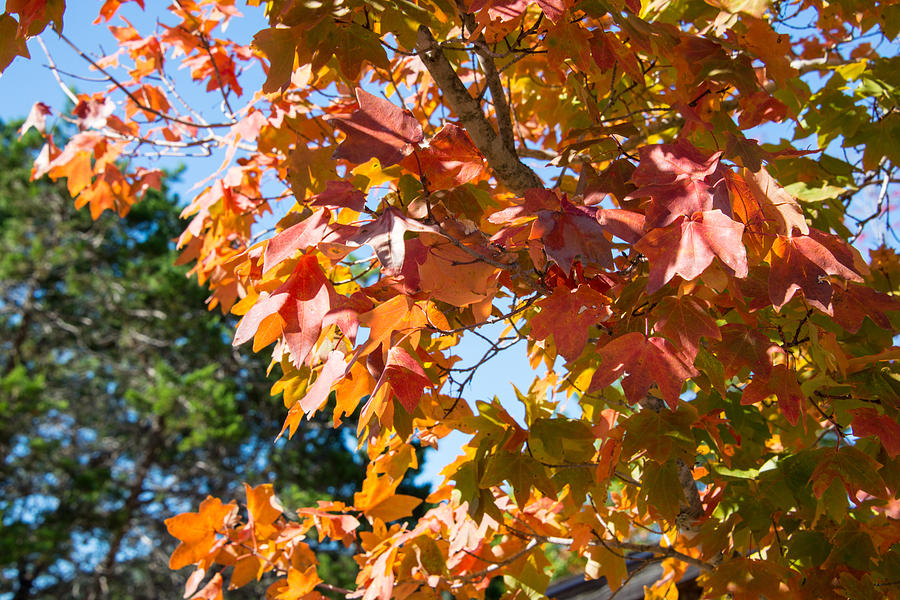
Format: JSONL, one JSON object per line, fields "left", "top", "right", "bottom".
{"left": 2, "top": 1, "right": 900, "bottom": 599}
{"left": 0, "top": 121, "right": 380, "bottom": 599}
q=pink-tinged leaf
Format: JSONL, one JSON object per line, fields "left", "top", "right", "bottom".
{"left": 769, "top": 229, "right": 866, "bottom": 313}
{"left": 595, "top": 208, "right": 645, "bottom": 243}
{"left": 530, "top": 285, "right": 611, "bottom": 362}
{"left": 850, "top": 408, "right": 900, "bottom": 458}
{"left": 488, "top": 188, "right": 560, "bottom": 224}
{"left": 326, "top": 88, "right": 423, "bottom": 166}
{"left": 636, "top": 210, "right": 747, "bottom": 294}
{"left": 233, "top": 291, "right": 290, "bottom": 347}
{"left": 73, "top": 97, "right": 116, "bottom": 130}
{"left": 653, "top": 296, "right": 721, "bottom": 360}
{"left": 308, "top": 180, "right": 367, "bottom": 212}
{"left": 631, "top": 140, "right": 723, "bottom": 187}
{"left": 299, "top": 351, "right": 347, "bottom": 415}
{"left": 742, "top": 166, "right": 808, "bottom": 236}
{"left": 530, "top": 198, "right": 613, "bottom": 272}
{"left": 741, "top": 364, "right": 805, "bottom": 426}
{"left": 628, "top": 141, "right": 730, "bottom": 229}
{"left": 19, "top": 102, "right": 52, "bottom": 136}
{"left": 589, "top": 332, "right": 697, "bottom": 409}
{"left": 400, "top": 123, "right": 485, "bottom": 190}
{"left": 263, "top": 208, "right": 332, "bottom": 273}
{"left": 234, "top": 255, "right": 334, "bottom": 368}
{"left": 352, "top": 207, "right": 441, "bottom": 274}
{"left": 371, "top": 347, "right": 433, "bottom": 413}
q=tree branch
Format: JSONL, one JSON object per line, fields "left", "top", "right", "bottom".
{"left": 415, "top": 26, "right": 543, "bottom": 194}
{"left": 473, "top": 40, "right": 517, "bottom": 156}
{"left": 638, "top": 395, "right": 704, "bottom": 533}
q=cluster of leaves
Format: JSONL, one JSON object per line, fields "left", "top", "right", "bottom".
{"left": 0, "top": 121, "right": 378, "bottom": 599}
{"left": 5, "top": 0, "right": 900, "bottom": 599}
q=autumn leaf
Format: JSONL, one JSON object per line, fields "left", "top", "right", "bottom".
{"left": 401, "top": 123, "right": 485, "bottom": 190}
{"left": 850, "top": 408, "right": 900, "bottom": 458}
{"left": 769, "top": 229, "right": 866, "bottom": 313}
{"left": 166, "top": 496, "right": 237, "bottom": 570}
{"left": 590, "top": 332, "right": 697, "bottom": 409}
{"left": 635, "top": 210, "right": 748, "bottom": 294}
{"left": 652, "top": 296, "right": 721, "bottom": 360}
{"left": 352, "top": 207, "right": 441, "bottom": 274}
{"left": 741, "top": 166, "right": 808, "bottom": 236}
{"left": 529, "top": 284, "right": 611, "bottom": 362}
{"left": 530, "top": 197, "right": 614, "bottom": 272}
{"left": 326, "top": 88, "right": 423, "bottom": 167}
{"left": 811, "top": 446, "right": 888, "bottom": 499}
{"left": 741, "top": 364, "right": 805, "bottom": 426}
{"left": 371, "top": 346, "right": 433, "bottom": 413}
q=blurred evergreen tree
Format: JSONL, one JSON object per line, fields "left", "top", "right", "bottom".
{"left": 0, "top": 121, "right": 411, "bottom": 599}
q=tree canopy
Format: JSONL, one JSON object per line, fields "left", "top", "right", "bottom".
{"left": 3, "top": 0, "right": 900, "bottom": 599}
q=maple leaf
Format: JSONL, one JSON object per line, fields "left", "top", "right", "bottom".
{"left": 352, "top": 207, "right": 441, "bottom": 274}
{"left": 850, "top": 408, "right": 900, "bottom": 458}
{"left": 740, "top": 166, "right": 808, "bottom": 236}
{"left": 307, "top": 179, "right": 367, "bottom": 212}
{"left": 831, "top": 284, "right": 900, "bottom": 332}
{"left": 326, "top": 88, "right": 423, "bottom": 167}
{"left": 529, "top": 285, "right": 611, "bottom": 362}
{"left": 628, "top": 140, "right": 731, "bottom": 229}
{"left": 166, "top": 496, "right": 237, "bottom": 570}
{"left": 652, "top": 296, "right": 721, "bottom": 360}
{"left": 234, "top": 255, "right": 346, "bottom": 367}
{"left": 769, "top": 229, "right": 866, "bottom": 313}
{"left": 262, "top": 209, "right": 333, "bottom": 274}
{"left": 589, "top": 332, "right": 697, "bottom": 409}
{"left": 711, "top": 324, "right": 780, "bottom": 378}
{"left": 701, "top": 558, "right": 797, "bottom": 600}
{"left": 635, "top": 210, "right": 748, "bottom": 294}
{"left": 371, "top": 346, "right": 433, "bottom": 413}
{"left": 811, "top": 446, "right": 888, "bottom": 499}
{"left": 0, "top": 13, "right": 31, "bottom": 73}
{"left": 400, "top": 123, "right": 485, "bottom": 190}
{"left": 741, "top": 364, "right": 805, "bottom": 426}
{"left": 530, "top": 197, "right": 613, "bottom": 272}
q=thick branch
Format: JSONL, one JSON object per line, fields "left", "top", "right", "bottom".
{"left": 473, "top": 40, "right": 517, "bottom": 156}
{"left": 415, "top": 26, "right": 543, "bottom": 194}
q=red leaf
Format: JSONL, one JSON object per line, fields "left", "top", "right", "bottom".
{"left": 652, "top": 296, "right": 721, "bottom": 360}
{"left": 628, "top": 140, "right": 730, "bottom": 229}
{"left": 831, "top": 284, "right": 900, "bottom": 333}
{"left": 530, "top": 197, "right": 613, "bottom": 272}
{"left": 400, "top": 123, "right": 485, "bottom": 190}
{"left": 308, "top": 180, "right": 367, "bottom": 212}
{"left": 635, "top": 209, "right": 748, "bottom": 294}
{"left": 530, "top": 285, "right": 611, "bottom": 362}
{"left": 595, "top": 208, "right": 645, "bottom": 243}
{"left": 263, "top": 208, "right": 332, "bottom": 274}
{"left": 326, "top": 88, "right": 423, "bottom": 166}
{"left": 741, "top": 364, "right": 805, "bottom": 426}
{"left": 712, "top": 324, "right": 780, "bottom": 379}
{"left": 769, "top": 229, "right": 866, "bottom": 313}
{"left": 371, "top": 347, "right": 433, "bottom": 413}
{"left": 850, "top": 408, "right": 900, "bottom": 458}
{"left": 589, "top": 332, "right": 697, "bottom": 409}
